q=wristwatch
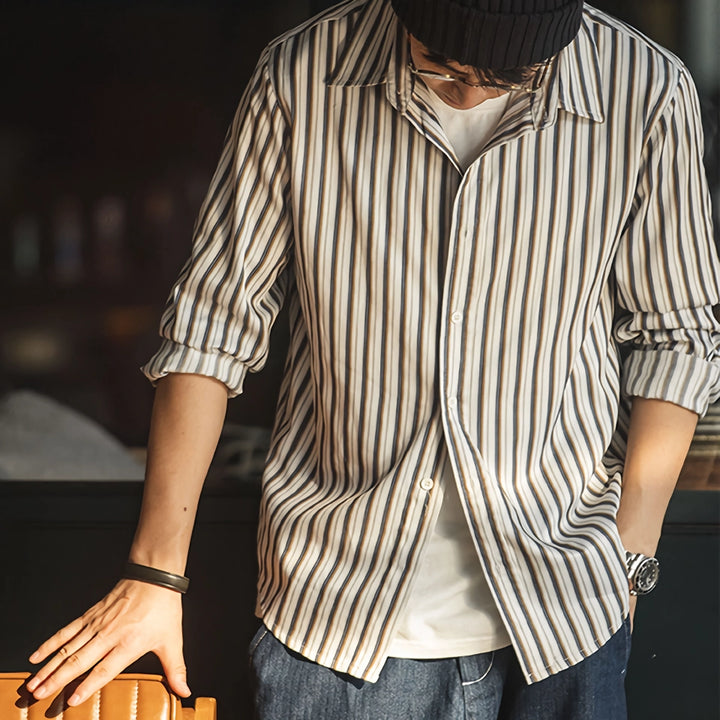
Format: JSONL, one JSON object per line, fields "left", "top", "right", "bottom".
{"left": 625, "top": 551, "right": 660, "bottom": 596}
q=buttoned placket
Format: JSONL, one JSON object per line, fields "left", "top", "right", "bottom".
{"left": 407, "top": 86, "right": 557, "bottom": 651}
{"left": 438, "top": 174, "right": 485, "bottom": 505}
{"left": 383, "top": 26, "right": 568, "bottom": 663}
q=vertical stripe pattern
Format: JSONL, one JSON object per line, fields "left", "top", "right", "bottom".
{"left": 143, "top": 0, "right": 720, "bottom": 683}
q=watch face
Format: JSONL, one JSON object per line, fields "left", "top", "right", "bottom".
{"left": 635, "top": 557, "right": 660, "bottom": 594}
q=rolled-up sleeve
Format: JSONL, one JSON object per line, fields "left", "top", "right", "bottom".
{"left": 142, "top": 49, "right": 293, "bottom": 396}
{"left": 614, "top": 66, "right": 720, "bottom": 416}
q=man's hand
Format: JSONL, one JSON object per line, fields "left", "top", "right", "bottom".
{"left": 628, "top": 594, "right": 637, "bottom": 631}
{"left": 26, "top": 579, "right": 189, "bottom": 706}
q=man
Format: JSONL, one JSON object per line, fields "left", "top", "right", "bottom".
{"left": 27, "top": 0, "right": 720, "bottom": 718}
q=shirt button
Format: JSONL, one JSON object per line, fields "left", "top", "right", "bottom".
{"left": 451, "top": 311, "right": 463, "bottom": 323}
{"left": 447, "top": 397, "right": 457, "bottom": 409}
{"left": 419, "top": 477, "right": 434, "bottom": 491}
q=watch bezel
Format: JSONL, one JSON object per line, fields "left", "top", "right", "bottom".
{"left": 626, "top": 552, "right": 660, "bottom": 596}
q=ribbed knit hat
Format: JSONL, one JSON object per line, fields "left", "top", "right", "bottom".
{"left": 391, "top": 0, "right": 584, "bottom": 68}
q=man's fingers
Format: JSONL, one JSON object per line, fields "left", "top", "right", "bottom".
{"left": 28, "top": 591, "right": 122, "bottom": 667}
{"left": 27, "top": 600, "right": 134, "bottom": 699}
{"left": 64, "top": 647, "right": 143, "bottom": 707}
{"left": 27, "top": 632, "right": 120, "bottom": 700}
{"left": 26, "top": 629, "right": 95, "bottom": 693}
{"left": 159, "top": 644, "right": 191, "bottom": 698}
{"left": 26, "top": 618, "right": 101, "bottom": 693}
{"left": 28, "top": 615, "right": 88, "bottom": 665}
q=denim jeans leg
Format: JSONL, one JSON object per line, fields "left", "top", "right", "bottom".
{"left": 249, "top": 622, "right": 628, "bottom": 719}
{"left": 250, "top": 625, "right": 504, "bottom": 719}
{"left": 249, "top": 625, "right": 362, "bottom": 720}
{"left": 497, "top": 618, "right": 632, "bottom": 720}
{"left": 457, "top": 649, "right": 506, "bottom": 720}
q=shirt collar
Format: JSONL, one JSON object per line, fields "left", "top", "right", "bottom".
{"left": 551, "top": 14, "right": 605, "bottom": 123}
{"left": 326, "top": 0, "right": 397, "bottom": 88}
{"left": 327, "top": 0, "right": 605, "bottom": 124}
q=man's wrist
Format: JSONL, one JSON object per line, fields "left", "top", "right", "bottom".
{"left": 123, "top": 562, "right": 190, "bottom": 594}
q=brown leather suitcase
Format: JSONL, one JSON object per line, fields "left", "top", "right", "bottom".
{"left": 0, "top": 672, "right": 217, "bottom": 719}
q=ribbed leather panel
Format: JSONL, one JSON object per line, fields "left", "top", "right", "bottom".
{"left": 0, "top": 673, "right": 187, "bottom": 720}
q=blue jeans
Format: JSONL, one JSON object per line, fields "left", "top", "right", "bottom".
{"left": 249, "top": 619, "right": 631, "bottom": 720}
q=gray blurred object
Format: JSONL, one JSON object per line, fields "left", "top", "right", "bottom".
{"left": 0, "top": 389, "right": 144, "bottom": 480}
{"left": 207, "top": 424, "right": 271, "bottom": 485}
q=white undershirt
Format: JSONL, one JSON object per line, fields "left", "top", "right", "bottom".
{"left": 388, "top": 464, "right": 511, "bottom": 658}
{"left": 424, "top": 88, "right": 511, "bottom": 171}
{"left": 388, "top": 89, "right": 512, "bottom": 659}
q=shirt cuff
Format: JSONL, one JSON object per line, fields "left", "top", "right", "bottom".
{"left": 623, "top": 349, "right": 720, "bottom": 417}
{"left": 141, "top": 340, "right": 249, "bottom": 398}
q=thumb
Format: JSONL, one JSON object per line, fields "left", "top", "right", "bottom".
{"left": 160, "top": 646, "right": 191, "bottom": 698}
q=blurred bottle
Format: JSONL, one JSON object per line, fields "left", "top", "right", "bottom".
{"left": 12, "top": 215, "right": 41, "bottom": 280}
{"left": 53, "top": 197, "right": 84, "bottom": 285}
{"left": 93, "top": 195, "right": 127, "bottom": 283}
{"left": 144, "top": 185, "right": 177, "bottom": 280}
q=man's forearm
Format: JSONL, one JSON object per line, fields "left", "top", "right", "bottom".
{"left": 129, "top": 372, "right": 229, "bottom": 575}
{"left": 616, "top": 397, "right": 698, "bottom": 556}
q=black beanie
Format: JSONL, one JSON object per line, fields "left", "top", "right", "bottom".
{"left": 391, "top": 0, "right": 584, "bottom": 68}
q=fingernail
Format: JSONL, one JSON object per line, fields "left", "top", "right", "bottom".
{"left": 68, "top": 693, "right": 82, "bottom": 706}
{"left": 34, "top": 687, "right": 48, "bottom": 699}
{"left": 28, "top": 652, "right": 38, "bottom": 663}
{"left": 25, "top": 678, "right": 38, "bottom": 691}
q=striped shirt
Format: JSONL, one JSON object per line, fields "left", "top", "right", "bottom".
{"left": 143, "top": 0, "right": 720, "bottom": 683}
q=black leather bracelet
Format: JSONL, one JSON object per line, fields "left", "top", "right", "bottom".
{"left": 123, "top": 562, "right": 190, "bottom": 594}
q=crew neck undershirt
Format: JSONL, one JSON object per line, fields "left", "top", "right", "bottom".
{"left": 424, "top": 89, "right": 512, "bottom": 170}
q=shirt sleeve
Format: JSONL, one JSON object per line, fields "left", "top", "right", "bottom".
{"left": 614, "top": 65, "right": 720, "bottom": 416}
{"left": 142, "top": 49, "right": 293, "bottom": 397}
